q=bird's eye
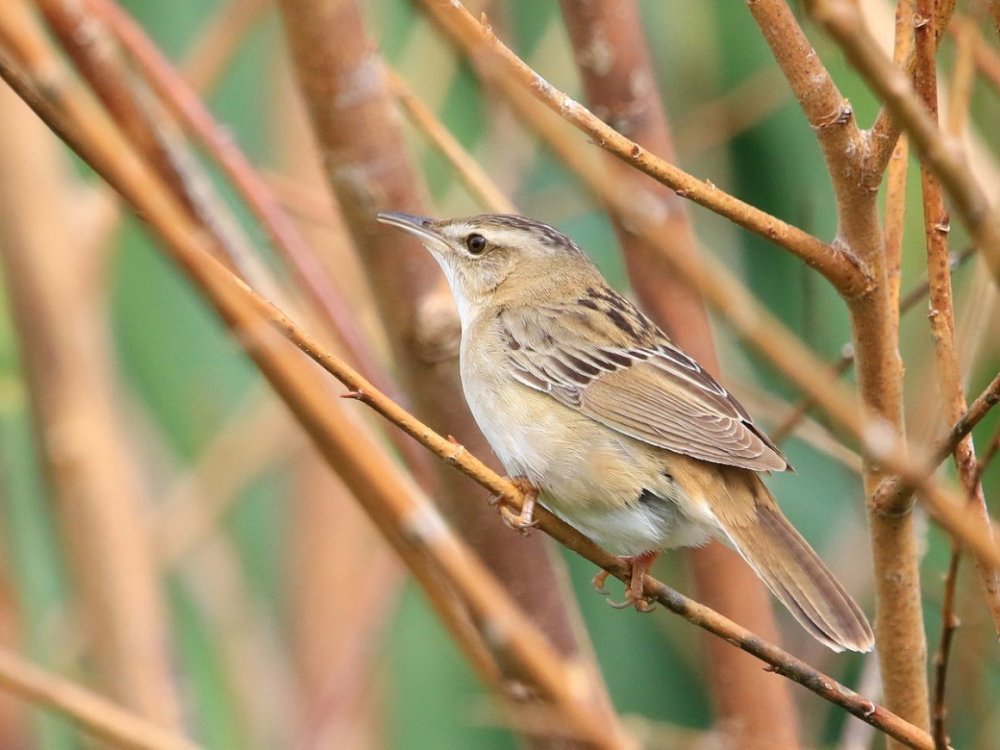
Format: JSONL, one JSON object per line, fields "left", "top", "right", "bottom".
{"left": 465, "top": 233, "right": 487, "bottom": 255}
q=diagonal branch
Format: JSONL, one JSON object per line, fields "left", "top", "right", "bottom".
{"left": 422, "top": 0, "right": 870, "bottom": 297}
{"left": 810, "top": 0, "right": 1000, "bottom": 290}
{"left": 0, "top": 648, "right": 198, "bottom": 750}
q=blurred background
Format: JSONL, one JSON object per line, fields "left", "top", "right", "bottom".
{"left": 0, "top": 0, "right": 998, "bottom": 748}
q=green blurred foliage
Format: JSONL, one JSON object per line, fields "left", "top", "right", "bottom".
{"left": 0, "top": 1, "right": 998, "bottom": 748}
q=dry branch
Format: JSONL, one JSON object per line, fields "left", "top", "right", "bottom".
{"left": 0, "top": 649, "right": 198, "bottom": 750}
{"left": 422, "top": 1, "right": 869, "bottom": 296}
{"left": 0, "top": 65, "right": 181, "bottom": 728}
{"left": 914, "top": 0, "right": 1000, "bottom": 635}
{"left": 811, "top": 0, "right": 1000, "bottom": 289}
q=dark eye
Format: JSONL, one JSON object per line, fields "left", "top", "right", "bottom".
{"left": 465, "top": 233, "right": 487, "bottom": 255}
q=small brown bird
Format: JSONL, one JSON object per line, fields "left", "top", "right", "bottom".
{"left": 378, "top": 211, "right": 874, "bottom": 653}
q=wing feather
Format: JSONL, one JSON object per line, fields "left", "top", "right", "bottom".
{"left": 501, "top": 304, "right": 788, "bottom": 472}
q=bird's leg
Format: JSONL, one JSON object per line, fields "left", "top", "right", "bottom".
{"left": 592, "top": 551, "right": 659, "bottom": 612}
{"left": 490, "top": 475, "right": 540, "bottom": 534}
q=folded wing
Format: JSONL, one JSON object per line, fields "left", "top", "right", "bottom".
{"left": 500, "top": 303, "right": 788, "bottom": 473}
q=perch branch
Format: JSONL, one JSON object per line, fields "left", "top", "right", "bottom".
{"left": 423, "top": 0, "right": 870, "bottom": 297}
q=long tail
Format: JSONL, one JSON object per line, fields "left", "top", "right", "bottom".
{"left": 717, "top": 478, "right": 874, "bottom": 653}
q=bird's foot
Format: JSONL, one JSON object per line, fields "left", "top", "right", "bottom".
{"left": 490, "top": 476, "right": 539, "bottom": 535}
{"left": 592, "top": 551, "right": 659, "bottom": 612}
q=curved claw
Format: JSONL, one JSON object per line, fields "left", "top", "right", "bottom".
{"left": 605, "top": 593, "right": 656, "bottom": 612}
{"left": 499, "top": 503, "right": 539, "bottom": 535}
{"left": 593, "top": 551, "right": 660, "bottom": 612}
{"left": 493, "top": 475, "right": 540, "bottom": 535}
{"left": 591, "top": 570, "right": 611, "bottom": 595}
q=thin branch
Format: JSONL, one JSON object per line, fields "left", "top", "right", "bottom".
{"left": 422, "top": 0, "right": 870, "bottom": 297}
{"left": 974, "top": 421, "right": 1000, "bottom": 484}
{"left": 873, "top": 372, "right": 1000, "bottom": 510}
{"left": 883, "top": 0, "right": 914, "bottom": 344}
{"left": 87, "top": 0, "right": 434, "bottom": 486}
{"left": 916, "top": 3, "right": 1000, "bottom": 738}
{"left": 931, "top": 551, "right": 961, "bottom": 750}
{"left": 0, "top": 648, "right": 198, "bottom": 750}
{"left": 811, "top": 0, "right": 1000, "bottom": 290}
{"left": 180, "top": 0, "right": 270, "bottom": 93}
{"left": 915, "top": 0, "right": 1000, "bottom": 634}
{"left": 387, "top": 67, "right": 515, "bottom": 214}
{"left": 866, "top": 0, "right": 956, "bottom": 175}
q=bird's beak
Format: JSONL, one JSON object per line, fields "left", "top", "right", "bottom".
{"left": 376, "top": 211, "right": 446, "bottom": 249}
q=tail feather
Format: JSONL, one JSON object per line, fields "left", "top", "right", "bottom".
{"left": 719, "top": 487, "right": 874, "bottom": 653}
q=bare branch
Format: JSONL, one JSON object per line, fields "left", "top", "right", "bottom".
{"left": 423, "top": 0, "right": 870, "bottom": 297}
{"left": 0, "top": 648, "right": 198, "bottom": 750}
{"left": 811, "top": 0, "right": 1000, "bottom": 290}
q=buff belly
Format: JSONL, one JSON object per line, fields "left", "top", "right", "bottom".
{"left": 463, "top": 373, "right": 718, "bottom": 556}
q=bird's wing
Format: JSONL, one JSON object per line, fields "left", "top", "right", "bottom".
{"left": 499, "top": 302, "right": 789, "bottom": 472}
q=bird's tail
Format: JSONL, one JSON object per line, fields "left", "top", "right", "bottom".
{"left": 718, "top": 478, "right": 874, "bottom": 653}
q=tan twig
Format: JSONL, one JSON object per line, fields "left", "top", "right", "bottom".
{"left": 0, "top": 648, "right": 198, "bottom": 750}
{"left": 87, "top": 0, "right": 436, "bottom": 485}
{"left": 0, "top": 44, "right": 948, "bottom": 748}
{"left": 387, "top": 67, "right": 515, "bottom": 214}
{"left": 866, "top": 0, "right": 954, "bottom": 175}
{"left": 883, "top": 0, "right": 914, "bottom": 338}
{"left": 810, "top": 0, "right": 1000, "bottom": 290}
{"left": 873, "top": 372, "right": 1000, "bottom": 510}
{"left": 974, "top": 421, "right": 1000, "bottom": 483}
{"left": 931, "top": 551, "right": 961, "bottom": 750}
{"left": 915, "top": 0, "right": 1000, "bottom": 635}
{"left": 917, "top": 10, "right": 973, "bottom": 740}
{"left": 423, "top": 0, "right": 870, "bottom": 297}
{"left": 180, "top": 0, "right": 270, "bottom": 93}
{"left": 946, "top": 17, "right": 979, "bottom": 137}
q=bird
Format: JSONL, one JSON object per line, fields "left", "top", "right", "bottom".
{"left": 377, "top": 210, "right": 874, "bottom": 653}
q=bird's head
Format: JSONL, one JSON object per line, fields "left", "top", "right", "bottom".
{"left": 376, "top": 212, "right": 596, "bottom": 320}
